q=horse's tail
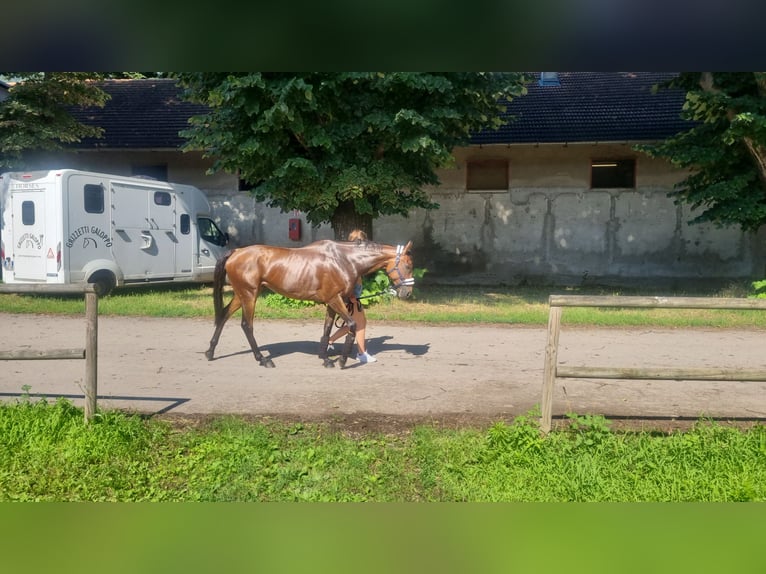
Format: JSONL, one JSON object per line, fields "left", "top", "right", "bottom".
{"left": 212, "top": 251, "right": 233, "bottom": 324}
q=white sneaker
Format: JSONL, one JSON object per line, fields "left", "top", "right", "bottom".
{"left": 357, "top": 351, "right": 377, "bottom": 364}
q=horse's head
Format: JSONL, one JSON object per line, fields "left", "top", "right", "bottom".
{"left": 385, "top": 241, "right": 414, "bottom": 299}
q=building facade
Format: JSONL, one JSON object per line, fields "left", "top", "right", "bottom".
{"left": 13, "top": 73, "right": 766, "bottom": 287}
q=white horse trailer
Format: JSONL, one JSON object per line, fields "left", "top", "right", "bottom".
{"left": 1, "top": 169, "right": 229, "bottom": 295}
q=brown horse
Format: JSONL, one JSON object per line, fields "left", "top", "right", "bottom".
{"left": 205, "top": 239, "right": 414, "bottom": 368}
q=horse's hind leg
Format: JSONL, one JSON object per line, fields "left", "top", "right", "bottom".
{"left": 240, "top": 291, "right": 275, "bottom": 368}
{"left": 205, "top": 296, "right": 240, "bottom": 360}
{"left": 327, "top": 296, "right": 356, "bottom": 369}
{"left": 340, "top": 329, "right": 356, "bottom": 367}
{"left": 318, "top": 306, "right": 336, "bottom": 368}
{"left": 338, "top": 305, "right": 357, "bottom": 369}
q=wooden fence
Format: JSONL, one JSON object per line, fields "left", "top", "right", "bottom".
{"left": 0, "top": 284, "right": 98, "bottom": 422}
{"left": 540, "top": 295, "right": 766, "bottom": 433}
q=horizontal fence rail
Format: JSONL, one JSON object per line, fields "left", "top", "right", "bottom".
{"left": 540, "top": 295, "right": 766, "bottom": 434}
{"left": 0, "top": 348, "right": 86, "bottom": 360}
{"left": 549, "top": 294, "right": 766, "bottom": 310}
{"left": 0, "top": 284, "right": 99, "bottom": 421}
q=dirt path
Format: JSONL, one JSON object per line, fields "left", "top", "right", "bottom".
{"left": 2, "top": 312, "right": 766, "bottom": 431}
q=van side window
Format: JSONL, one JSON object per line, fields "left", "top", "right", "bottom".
{"left": 21, "top": 201, "right": 35, "bottom": 225}
{"left": 198, "top": 217, "right": 228, "bottom": 247}
{"left": 154, "top": 191, "right": 172, "bottom": 206}
{"left": 84, "top": 184, "right": 104, "bottom": 214}
{"left": 180, "top": 214, "right": 191, "bottom": 235}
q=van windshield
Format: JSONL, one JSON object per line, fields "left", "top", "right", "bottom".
{"left": 198, "top": 217, "right": 228, "bottom": 247}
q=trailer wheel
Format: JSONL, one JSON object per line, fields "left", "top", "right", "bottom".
{"left": 88, "top": 271, "right": 116, "bottom": 297}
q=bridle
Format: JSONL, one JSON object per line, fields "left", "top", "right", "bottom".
{"left": 385, "top": 244, "right": 415, "bottom": 293}
{"left": 356, "top": 244, "right": 415, "bottom": 300}
{"left": 335, "top": 244, "right": 414, "bottom": 326}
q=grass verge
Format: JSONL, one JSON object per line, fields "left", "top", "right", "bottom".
{"left": 1, "top": 280, "right": 765, "bottom": 328}
{"left": 2, "top": 399, "right": 764, "bottom": 502}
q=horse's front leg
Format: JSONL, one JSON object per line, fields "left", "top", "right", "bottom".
{"left": 319, "top": 306, "right": 336, "bottom": 368}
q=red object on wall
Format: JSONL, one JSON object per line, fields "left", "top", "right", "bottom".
{"left": 288, "top": 218, "right": 302, "bottom": 241}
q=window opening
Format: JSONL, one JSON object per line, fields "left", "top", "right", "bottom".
{"left": 180, "top": 214, "right": 191, "bottom": 235}
{"left": 131, "top": 165, "right": 167, "bottom": 181}
{"left": 198, "top": 217, "right": 227, "bottom": 246}
{"left": 466, "top": 159, "right": 509, "bottom": 192}
{"left": 21, "top": 201, "right": 35, "bottom": 225}
{"left": 238, "top": 171, "right": 262, "bottom": 191}
{"left": 84, "top": 184, "right": 104, "bottom": 213}
{"left": 154, "top": 191, "right": 172, "bottom": 206}
{"left": 591, "top": 159, "right": 636, "bottom": 189}
{"left": 538, "top": 72, "right": 561, "bottom": 86}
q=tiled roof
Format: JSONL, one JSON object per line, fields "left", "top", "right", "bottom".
{"left": 472, "top": 72, "right": 691, "bottom": 144}
{"left": 70, "top": 74, "right": 691, "bottom": 150}
{"left": 70, "top": 78, "right": 207, "bottom": 149}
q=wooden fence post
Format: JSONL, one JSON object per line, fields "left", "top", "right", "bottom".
{"left": 84, "top": 287, "right": 98, "bottom": 423}
{"left": 0, "top": 283, "right": 99, "bottom": 422}
{"left": 540, "top": 302, "right": 562, "bottom": 434}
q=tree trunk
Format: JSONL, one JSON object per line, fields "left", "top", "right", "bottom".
{"left": 700, "top": 72, "right": 766, "bottom": 190}
{"left": 742, "top": 139, "right": 766, "bottom": 191}
{"left": 748, "top": 73, "right": 766, "bottom": 190}
{"left": 330, "top": 201, "right": 374, "bottom": 241}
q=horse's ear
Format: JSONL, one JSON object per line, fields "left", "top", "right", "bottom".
{"left": 404, "top": 240, "right": 413, "bottom": 254}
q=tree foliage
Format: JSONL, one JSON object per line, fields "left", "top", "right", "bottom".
{"left": 174, "top": 72, "right": 529, "bottom": 238}
{"left": 639, "top": 72, "right": 766, "bottom": 232}
{"left": 0, "top": 72, "right": 113, "bottom": 171}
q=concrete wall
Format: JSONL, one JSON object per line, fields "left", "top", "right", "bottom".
{"left": 375, "top": 143, "right": 766, "bottom": 287}
{"left": 22, "top": 144, "right": 766, "bottom": 287}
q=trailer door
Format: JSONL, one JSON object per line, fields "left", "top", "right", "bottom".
{"left": 111, "top": 182, "right": 176, "bottom": 280}
{"left": 65, "top": 174, "right": 113, "bottom": 283}
{"left": 146, "top": 189, "right": 180, "bottom": 278}
{"left": 10, "top": 190, "right": 46, "bottom": 281}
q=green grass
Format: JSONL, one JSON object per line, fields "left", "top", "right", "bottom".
{"left": 1, "top": 280, "right": 765, "bottom": 328}
{"left": 2, "top": 399, "right": 764, "bottom": 502}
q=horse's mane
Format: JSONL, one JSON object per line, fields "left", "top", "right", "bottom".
{"left": 345, "top": 239, "right": 384, "bottom": 252}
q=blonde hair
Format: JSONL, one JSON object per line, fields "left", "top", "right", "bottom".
{"left": 348, "top": 229, "right": 367, "bottom": 242}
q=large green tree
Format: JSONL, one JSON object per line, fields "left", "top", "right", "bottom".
{"left": 639, "top": 72, "right": 766, "bottom": 232}
{"left": 175, "top": 72, "right": 529, "bottom": 239}
{"left": 0, "top": 72, "right": 115, "bottom": 171}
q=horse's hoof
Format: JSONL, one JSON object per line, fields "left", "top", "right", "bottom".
{"left": 205, "top": 350, "right": 214, "bottom": 361}
{"left": 323, "top": 359, "right": 335, "bottom": 368}
{"left": 262, "top": 358, "right": 275, "bottom": 368}
{"left": 338, "top": 357, "right": 348, "bottom": 369}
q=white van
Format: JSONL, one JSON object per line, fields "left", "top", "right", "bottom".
{"left": 0, "top": 169, "right": 229, "bottom": 295}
